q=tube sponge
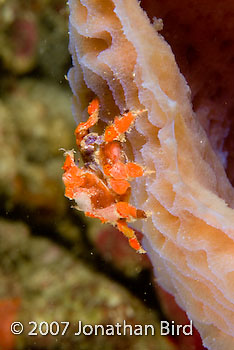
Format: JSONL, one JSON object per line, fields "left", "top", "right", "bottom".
{"left": 68, "top": 1, "right": 234, "bottom": 348}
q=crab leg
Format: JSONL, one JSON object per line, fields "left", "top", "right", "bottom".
{"left": 117, "top": 220, "right": 146, "bottom": 254}
{"left": 104, "top": 111, "right": 135, "bottom": 143}
{"left": 75, "top": 98, "right": 99, "bottom": 146}
{"left": 116, "top": 202, "right": 146, "bottom": 220}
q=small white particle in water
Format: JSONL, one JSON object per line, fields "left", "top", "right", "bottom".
{"left": 108, "top": 295, "right": 121, "bottom": 307}
{"left": 126, "top": 307, "right": 134, "bottom": 318}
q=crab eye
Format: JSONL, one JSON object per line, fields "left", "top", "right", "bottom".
{"left": 84, "top": 134, "right": 103, "bottom": 146}
{"left": 85, "top": 134, "right": 98, "bottom": 144}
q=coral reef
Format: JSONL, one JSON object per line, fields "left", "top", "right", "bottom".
{"left": 68, "top": 0, "right": 234, "bottom": 349}
{"left": 0, "top": 219, "right": 176, "bottom": 350}
{"left": 0, "top": 0, "right": 69, "bottom": 79}
{"left": 0, "top": 79, "right": 75, "bottom": 214}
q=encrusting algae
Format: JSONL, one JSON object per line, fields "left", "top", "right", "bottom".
{"left": 64, "top": 1, "right": 234, "bottom": 349}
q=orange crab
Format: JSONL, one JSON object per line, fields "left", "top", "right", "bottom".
{"left": 62, "top": 99, "right": 147, "bottom": 253}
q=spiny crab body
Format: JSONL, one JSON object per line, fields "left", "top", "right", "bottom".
{"left": 62, "top": 99, "right": 147, "bottom": 254}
